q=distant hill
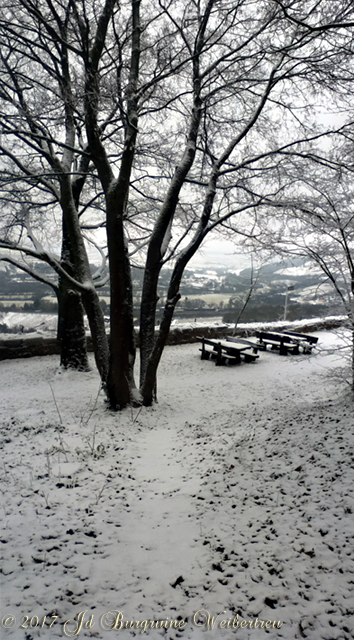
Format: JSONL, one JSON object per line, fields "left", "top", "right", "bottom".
{"left": 0, "top": 256, "right": 337, "bottom": 323}
{"left": 221, "top": 258, "right": 336, "bottom": 323}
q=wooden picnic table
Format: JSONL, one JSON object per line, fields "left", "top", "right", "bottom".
{"left": 282, "top": 330, "right": 318, "bottom": 350}
{"left": 255, "top": 330, "right": 318, "bottom": 355}
{"left": 256, "top": 330, "right": 300, "bottom": 355}
{"left": 198, "top": 336, "right": 259, "bottom": 365}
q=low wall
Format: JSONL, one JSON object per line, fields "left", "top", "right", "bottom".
{"left": 165, "top": 317, "right": 346, "bottom": 344}
{"left": 0, "top": 317, "right": 346, "bottom": 361}
{"left": 0, "top": 336, "right": 59, "bottom": 360}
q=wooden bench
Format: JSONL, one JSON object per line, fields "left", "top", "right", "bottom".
{"left": 199, "top": 341, "right": 240, "bottom": 365}
{"left": 198, "top": 337, "right": 259, "bottom": 365}
{"left": 255, "top": 331, "right": 300, "bottom": 355}
{"left": 281, "top": 330, "right": 318, "bottom": 353}
{"left": 282, "top": 330, "right": 318, "bottom": 344}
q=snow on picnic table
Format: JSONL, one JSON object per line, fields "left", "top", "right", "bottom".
{"left": 0, "top": 331, "right": 354, "bottom": 640}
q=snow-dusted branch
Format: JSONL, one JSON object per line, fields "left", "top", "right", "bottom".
{"left": 0, "top": 255, "right": 58, "bottom": 293}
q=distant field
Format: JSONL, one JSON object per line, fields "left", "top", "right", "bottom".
{"left": 0, "top": 300, "right": 30, "bottom": 308}
{"left": 0, "top": 294, "right": 29, "bottom": 299}
{"left": 182, "top": 293, "right": 230, "bottom": 305}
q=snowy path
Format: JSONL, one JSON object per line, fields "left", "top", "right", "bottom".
{"left": 95, "top": 426, "right": 205, "bottom": 614}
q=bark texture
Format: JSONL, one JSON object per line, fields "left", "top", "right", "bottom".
{"left": 57, "top": 282, "right": 89, "bottom": 371}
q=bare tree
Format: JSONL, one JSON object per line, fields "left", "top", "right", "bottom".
{"left": 246, "top": 130, "right": 354, "bottom": 388}
{"left": 136, "top": 0, "right": 354, "bottom": 405}
{"left": 1, "top": 0, "right": 353, "bottom": 408}
{"left": 0, "top": 178, "right": 92, "bottom": 369}
{"left": 292, "top": 178, "right": 354, "bottom": 387}
{"left": 0, "top": 0, "right": 109, "bottom": 380}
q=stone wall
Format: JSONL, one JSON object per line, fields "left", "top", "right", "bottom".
{"left": 0, "top": 316, "right": 346, "bottom": 361}
{"left": 0, "top": 336, "right": 59, "bottom": 360}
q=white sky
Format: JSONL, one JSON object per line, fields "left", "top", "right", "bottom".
{"left": 188, "top": 238, "right": 252, "bottom": 270}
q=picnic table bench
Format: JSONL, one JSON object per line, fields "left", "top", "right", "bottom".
{"left": 198, "top": 336, "right": 259, "bottom": 366}
{"left": 281, "top": 330, "right": 318, "bottom": 352}
{"left": 255, "top": 331, "right": 300, "bottom": 355}
{"left": 254, "top": 330, "right": 318, "bottom": 355}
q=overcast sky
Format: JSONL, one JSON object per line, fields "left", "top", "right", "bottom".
{"left": 189, "top": 237, "right": 253, "bottom": 270}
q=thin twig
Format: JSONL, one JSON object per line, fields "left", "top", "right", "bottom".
{"left": 49, "top": 382, "right": 62, "bottom": 424}
{"left": 133, "top": 406, "right": 143, "bottom": 423}
{"left": 84, "top": 384, "right": 102, "bottom": 426}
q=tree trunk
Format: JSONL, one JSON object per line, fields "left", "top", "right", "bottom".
{"left": 82, "top": 0, "right": 141, "bottom": 408}
{"left": 59, "top": 177, "right": 110, "bottom": 385}
{"left": 139, "top": 59, "right": 203, "bottom": 385}
{"left": 139, "top": 262, "right": 161, "bottom": 388}
{"left": 57, "top": 280, "right": 89, "bottom": 371}
{"left": 141, "top": 181, "right": 215, "bottom": 405}
{"left": 141, "top": 292, "right": 180, "bottom": 406}
{"left": 106, "top": 195, "right": 139, "bottom": 409}
{"left": 58, "top": 221, "right": 89, "bottom": 371}
{"left": 81, "top": 286, "right": 109, "bottom": 385}
{"left": 141, "top": 244, "right": 202, "bottom": 405}
{"left": 352, "top": 327, "right": 354, "bottom": 393}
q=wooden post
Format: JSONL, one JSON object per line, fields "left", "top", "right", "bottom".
{"left": 215, "top": 342, "right": 223, "bottom": 366}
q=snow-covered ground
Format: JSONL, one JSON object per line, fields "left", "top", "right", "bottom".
{"left": 1, "top": 331, "right": 354, "bottom": 639}
{"left": 0, "top": 312, "right": 58, "bottom": 336}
